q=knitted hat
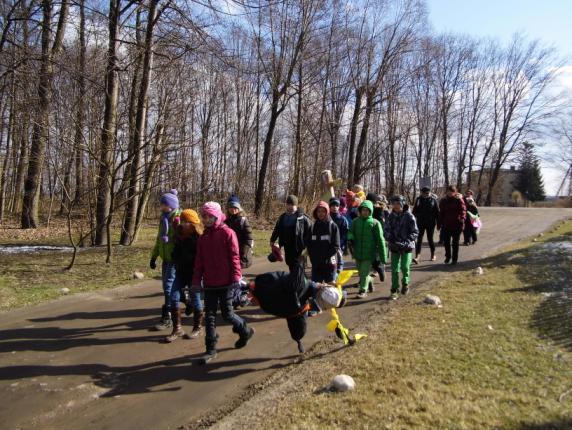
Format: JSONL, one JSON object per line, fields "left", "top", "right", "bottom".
{"left": 286, "top": 195, "right": 298, "bottom": 206}
{"left": 200, "top": 201, "right": 226, "bottom": 226}
{"left": 227, "top": 195, "right": 242, "bottom": 210}
{"left": 160, "top": 189, "right": 179, "bottom": 209}
{"left": 180, "top": 209, "right": 200, "bottom": 225}
{"left": 329, "top": 197, "right": 341, "bottom": 207}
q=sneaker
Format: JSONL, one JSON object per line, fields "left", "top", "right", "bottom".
{"left": 197, "top": 350, "right": 217, "bottom": 365}
{"left": 356, "top": 292, "right": 367, "bottom": 299}
{"left": 153, "top": 316, "right": 172, "bottom": 331}
{"left": 184, "top": 326, "right": 203, "bottom": 339}
{"left": 368, "top": 281, "right": 375, "bottom": 293}
{"left": 401, "top": 285, "right": 409, "bottom": 295}
{"left": 390, "top": 291, "right": 399, "bottom": 300}
{"left": 444, "top": 257, "right": 451, "bottom": 264}
{"left": 412, "top": 258, "right": 419, "bottom": 265}
{"left": 431, "top": 255, "right": 436, "bottom": 261}
{"left": 235, "top": 327, "right": 255, "bottom": 349}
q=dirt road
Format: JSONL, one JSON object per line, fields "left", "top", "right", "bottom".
{"left": 0, "top": 208, "right": 570, "bottom": 429}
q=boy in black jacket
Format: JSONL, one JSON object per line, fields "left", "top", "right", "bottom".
{"left": 270, "top": 195, "right": 312, "bottom": 272}
{"left": 308, "top": 201, "right": 340, "bottom": 283}
{"left": 225, "top": 195, "right": 254, "bottom": 269}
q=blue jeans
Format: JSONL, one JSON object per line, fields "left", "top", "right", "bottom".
{"left": 161, "top": 262, "right": 177, "bottom": 309}
{"left": 204, "top": 287, "right": 247, "bottom": 350}
{"left": 170, "top": 275, "right": 203, "bottom": 312}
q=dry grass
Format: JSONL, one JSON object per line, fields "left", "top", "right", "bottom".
{"left": 214, "top": 221, "right": 572, "bottom": 430}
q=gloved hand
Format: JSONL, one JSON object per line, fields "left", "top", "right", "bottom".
{"left": 149, "top": 258, "right": 157, "bottom": 270}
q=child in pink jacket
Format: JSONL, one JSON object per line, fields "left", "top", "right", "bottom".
{"left": 192, "top": 202, "right": 254, "bottom": 364}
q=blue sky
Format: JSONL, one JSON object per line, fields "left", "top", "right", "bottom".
{"left": 426, "top": 0, "right": 572, "bottom": 59}
{"left": 427, "top": 0, "right": 572, "bottom": 195}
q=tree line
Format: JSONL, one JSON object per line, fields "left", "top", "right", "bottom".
{"left": 0, "top": 0, "right": 565, "bottom": 249}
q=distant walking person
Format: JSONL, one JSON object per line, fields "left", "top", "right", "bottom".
{"left": 269, "top": 195, "right": 312, "bottom": 273}
{"left": 385, "top": 196, "right": 419, "bottom": 300}
{"left": 412, "top": 186, "right": 439, "bottom": 264}
{"left": 225, "top": 195, "right": 254, "bottom": 269}
{"left": 463, "top": 197, "right": 480, "bottom": 245}
{"left": 438, "top": 186, "right": 467, "bottom": 265}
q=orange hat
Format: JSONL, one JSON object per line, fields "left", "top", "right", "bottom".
{"left": 180, "top": 209, "right": 200, "bottom": 225}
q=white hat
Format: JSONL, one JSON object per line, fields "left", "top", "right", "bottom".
{"left": 315, "top": 286, "right": 343, "bottom": 310}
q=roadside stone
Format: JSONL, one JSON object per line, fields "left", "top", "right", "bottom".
{"left": 60, "top": 287, "right": 70, "bottom": 295}
{"left": 423, "top": 295, "right": 442, "bottom": 307}
{"left": 331, "top": 374, "right": 355, "bottom": 392}
{"left": 133, "top": 272, "right": 145, "bottom": 280}
{"left": 473, "top": 267, "right": 484, "bottom": 276}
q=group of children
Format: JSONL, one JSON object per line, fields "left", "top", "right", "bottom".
{"left": 150, "top": 190, "right": 254, "bottom": 363}
{"left": 150, "top": 184, "right": 481, "bottom": 361}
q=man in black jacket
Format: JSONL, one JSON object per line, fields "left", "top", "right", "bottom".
{"left": 412, "top": 187, "right": 439, "bottom": 264}
{"left": 270, "top": 195, "right": 312, "bottom": 272}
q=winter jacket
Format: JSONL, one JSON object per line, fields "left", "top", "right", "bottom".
{"left": 347, "top": 200, "right": 387, "bottom": 263}
{"left": 438, "top": 194, "right": 467, "bottom": 232}
{"left": 172, "top": 229, "right": 199, "bottom": 284}
{"left": 192, "top": 222, "right": 242, "bottom": 288}
{"left": 151, "top": 209, "right": 181, "bottom": 263}
{"left": 465, "top": 204, "right": 480, "bottom": 230}
{"left": 225, "top": 214, "right": 254, "bottom": 269}
{"left": 270, "top": 209, "right": 312, "bottom": 256}
{"left": 384, "top": 210, "right": 419, "bottom": 253}
{"left": 331, "top": 212, "right": 349, "bottom": 251}
{"left": 412, "top": 195, "right": 439, "bottom": 227}
{"left": 307, "top": 201, "right": 341, "bottom": 268}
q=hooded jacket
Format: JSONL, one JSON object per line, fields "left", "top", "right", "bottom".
{"left": 307, "top": 201, "right": 341, "bottom": 267}
{"left": 192, "top": 203, "right": 242, "bottom": 288}
{"left": 347, "top": 200, "right": 387, "bottom": 263}
{"left": 172, "top": 227, "right": 199, "bottom": 284}
{"left": 412, "top": 195, "right": 439, "bottom": 227}
{"left": 438, "top": 193, "right": 467, "bottom": 232}
{"left": 270, "top": 208, "right": 312, "bottom": 256}
{"left": 384, "top": 209, "right": 419, "bottom": 253}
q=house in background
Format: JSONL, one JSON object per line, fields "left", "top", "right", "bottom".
{"left": 467, "top": 166, "right": 521, "bottom": 206}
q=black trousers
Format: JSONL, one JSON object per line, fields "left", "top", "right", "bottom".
{"left": 204, "top": 287, "right": 247, "bottom": 350}
{"left": 416, "top": 224, "right": 436, "bottom": 256}
{"left": 442, "top": 228, "right": 462, "bottom": 263}
{"left": 464, "top": 224, "right": 478, "bottom": 244}
{"left": 285, "top": 246, "right": 305, "bottom": 273}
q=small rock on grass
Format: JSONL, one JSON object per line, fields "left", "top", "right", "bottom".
{"left": 473, "top": 267, "right": 484, "bottom": 276}
{"left": 60, "top": 287, "right": 70, "bottom": 295}
{"left": 423, "top": 295, "right": 442, "bottom": 307}
{"left": 133, "top": 271, "right": 145, "bottom": 280}
{"left": 331, "top": 374, "right": 355, "bottom": 392}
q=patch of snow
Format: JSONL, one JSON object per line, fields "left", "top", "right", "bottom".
{"left": 0, "top": 245, "right": 74, "bottom": 254}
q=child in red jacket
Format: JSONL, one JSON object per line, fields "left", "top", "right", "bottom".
{"left": 192, "top": 202, "right": 254, "bottom": 364}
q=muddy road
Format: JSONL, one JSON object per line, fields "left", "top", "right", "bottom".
{"left": 0, "top": 207, "right": 570, "bottom": 429}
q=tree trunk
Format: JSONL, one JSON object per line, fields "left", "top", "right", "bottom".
{"left": 95, "top": 0, "right": 121, "bottom": 245}
{"left": 21, "top": 0, "right": 69, "bottom": 228}
{"left": 347, "top": 86, "right": 363, "bottom": 187}
{"left": 353, "top": 88, "right": 374, "bottom": 185}
{"left": 121, "top": 0, "right": 158, "bottom": 246}
{"left": 73, "top": 0, "right": 86, "bottom": 204}
{"left": 254, "top": 98, "right": 279, "bottom": 217}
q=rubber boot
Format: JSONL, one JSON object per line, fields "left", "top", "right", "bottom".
{"left": 235, "top": 325, "right": 255, "bottom": 349}
{"left": 185, "top": 311, "right": 203, "bottom": 339}
{"left": 165, "top": 307, "right": 185, "bottom": 342}
{"left": 154, "top": 305, "right": 172, "bottom": 331}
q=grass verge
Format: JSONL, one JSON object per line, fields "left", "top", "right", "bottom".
{"left": 214, "top": 221, "right": 572, "bottom": 430}
{"left": 0, "top": 226, "right": 271, "bottom": 311}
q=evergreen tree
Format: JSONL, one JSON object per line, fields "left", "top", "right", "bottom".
{"left": 516, "top": 143, "right": 546, "bottom": 203}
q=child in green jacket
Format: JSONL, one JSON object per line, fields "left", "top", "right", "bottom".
{"left": 150, "top": 189, "right": 181, "bottom": 331}
{"left": 348, "top": 200, "right": 387, "bottom": 299}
